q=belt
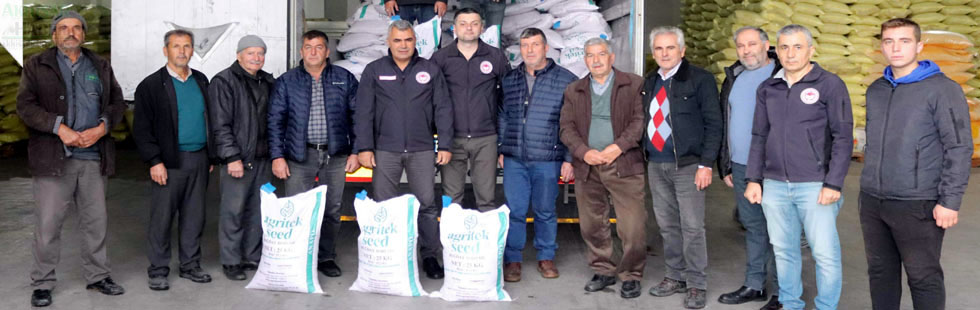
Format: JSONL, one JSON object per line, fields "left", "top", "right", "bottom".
{"left": 307, "top": 143, "right": 328, "bottom": 150}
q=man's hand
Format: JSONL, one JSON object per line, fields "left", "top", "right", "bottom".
{"left": 498, "top": 154, "right": 504, "bottom": 169}
{"left": 76, "top": 122, "right": 106, "bottom": 148}
{"left": 934, "top": 204, "right": 959, "bottom": 229}
{"left": 560, "top": 162, "right": 574, "bottom": 183}
{"left": 384, "top": 0, "right": 399, "bottom": 16}
{"left": 744, "top": 182, "right": 762, "bottom": 204}
{"left": 436, "top": 150, "right": 452, "bottom": 165}
{"left": 694, "top": 167, "right": 712, "bottom": 191}
{"left": 723, "top": 174, "right": 734, "bottom": 188}
{"left": 150, "top": 163, "right": 168, "bottom": 186}
{"left": 583, "top": 149, "right": 606, "bottom": 165}
{"left": 57, "top": 124, "right": 82, "bottom": 147}
{"left": 227, "top": 160, "right": 244, "bottom": 178}
{"left": 345, "top": 155, "right": 361, "bottom": 173}
{"left": 434, "top": 1, "right": 447, "bottom": 16}
{"left": 598, "top": 144, "right": 623, "bottom": 163}
{"left": 358, "top": 151, "right": 376, "bottom": 169}
{"left": 272, "top": 158, "right": 290, "bottom": 180}
{"left": 817, "top": 187, "right": 841, "bottom": 205}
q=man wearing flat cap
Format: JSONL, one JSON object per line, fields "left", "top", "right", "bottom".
{"left": 208, "top": 35, "right": 276, "bottom": 281}
{"left": 17, "top": 10, "right": 127, "bottom": 307}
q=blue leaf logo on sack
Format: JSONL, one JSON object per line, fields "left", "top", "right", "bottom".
{"left": 281, "top": 201, "right": 295, "bottom": 217}
{"left": 374, "top": 206, "right": 388, "bottom": 223}
{"left": 464, "top": 214, "right": 479, "bottom": 231}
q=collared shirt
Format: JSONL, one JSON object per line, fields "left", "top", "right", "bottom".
{"left": 657, "top": 62, "right": 681, "bottom": 81}
{"left": 55, "top": 49, "right": 102, "bottom": 159}
{"left": 307, "top": 76, "right": 328, "bottom": 144}
{"left": 590, "top": 72, "right": 614, "bottom": 95}
{"left": 728, "top": 61, "right": 775, "bottom": 165}
{"left": 167, "top": 65, "right": 191, "bottom": 83}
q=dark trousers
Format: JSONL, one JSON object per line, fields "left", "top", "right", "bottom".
{"left": 398, "top": 4, "right": 436, "bottom": 24}
{"left": 31, "top": 159, "right": 111, "bottom": 289}
{"left": 218, "top": 159, "right": 270, "bottom": 266}
{"left": 285, "top": 148, "right": 347, "bottom": 262}
{"left": 859, "top": 191, "right": 946, "bottom": 310}
{"left": 576, "top": 162, "right": 647, "bottom": 281}
{"left": 373, "top": 150, "right": 440, "bottom": 259}
{"left": 147, "top": 150, "right": 209, "bottom": 277}
{"left": 732, "top": 163, "right": 778, "bottom": 292}
{"left": 440, "top": 135, "right": 497, "bottom": 211}
{"left": 648, "top": 162, "right": 708, "bottom": 289}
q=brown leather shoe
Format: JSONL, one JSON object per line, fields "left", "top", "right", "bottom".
{"left": 504, "top": 262, "right": 521, "bottom": 282}
{"left": 537, "top": 260, "right": 559, "bottom": 278}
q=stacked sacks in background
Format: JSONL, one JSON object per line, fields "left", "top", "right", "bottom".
{"left": 335, "top": 3, "right": 390, "bottom": 80}
{"left": 0, "top": 48, "right": 27, "bottom": 146}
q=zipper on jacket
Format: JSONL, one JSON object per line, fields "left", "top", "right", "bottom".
{"left": 664, "top": 78, "right": 680, "bottom": 170}
{"left": 401, "top": 72, "right": 409, "bottom": 152}
{"left": 913, "top": 144, "right": 919, "bottom": 189}
{"left": 781, "top": 84, "right": 791, "bottom": 182}
{"left": 877, "top": 87, "right": 896, "bottom": 194}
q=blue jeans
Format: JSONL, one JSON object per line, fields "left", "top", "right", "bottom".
{"left": 460, "top": 0, "right": 506, "bottom": 27}
{"left": 397, "top": 4, "right": 436, "bottom": 25}
{"left": 761, "top": 180, "right": 842, "bottom": 310}
{"left": 502, "top": 157, "right": 559, "bottom": 263}
{"left": 732, "top": 164, "right": 778, "bottom": 292}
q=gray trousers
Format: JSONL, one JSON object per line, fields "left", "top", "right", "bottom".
{"left": 218, "top": 159, "right": 270, "bottom": 266}
{"left": 285, "top": 148, "right": 347, "bottom": 262}
{"left": 147, "top": 150, "right": 209, "bottom": 277}
{"left": 31, "top": 159, "right": 111, "bottom": 289}
{"left": 648, "top": 162, "right": 708, "bottom": 290}
{"left": 439, "top": 135, "right": 497, "bottom": 211}
{"left": 373, "top": 150, "right": 440, "bottom": 259}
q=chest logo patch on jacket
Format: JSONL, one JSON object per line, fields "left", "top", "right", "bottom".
{"left": 416, "top": 71, "right": 431, "bottom": 84}
{"left": 480, "top": 61, "right": 493, "bottom": 74}
{"left": 801, "top": 88, "right": 820, "bottom": 104}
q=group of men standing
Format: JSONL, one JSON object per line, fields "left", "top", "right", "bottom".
{"left": 16, "top": 6, "right": 969, "bottom": 310}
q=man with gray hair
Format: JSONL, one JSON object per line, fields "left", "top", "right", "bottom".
{"left": 209, "top": 34, "right": 276, "bottom": 281}
{"left": 133, "top": 29, "right": 215, "bottom": 291}
{"left": 744, "top": 24, "right": 852, "bottom": 310}
{"left": 18, "top": 10, "right": 126, "bottom": 307}
{"left": 559, "top": 37, "right": 647, "bottom": 298}
{"left": 354, "top": 20, "right": 453, "bottom": 279}
{"left": 716, "top": 26, "right": 782, "bottom": 310}
{"left": 643, "top": 25, "right": 722, "bottom": 309}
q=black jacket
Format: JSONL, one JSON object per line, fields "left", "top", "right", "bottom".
{"left": 133, "top": 67, "right": 215, "bottom": 167}
{"left": 642, "top": 59, "right": 723, "bottom": 168}
{"left": 209, "top": 61, "right": 276, "bottom": 165}
{"left": 717, "top": 49, "right": 781, "bottom": 178}
{"left": 861, "top": 73, "right": 972, "bottom": 211}
{"left": 387, "top": 0, "right": 446, "bottom": 5}
{"left": 430, "top": 40, "right": 510, "bottom": 138}
{"left": 746, "top": 63, "right": 852, "bottom": 190}
{"left": 354, "top": 53, "right": 453, "bottom": 153}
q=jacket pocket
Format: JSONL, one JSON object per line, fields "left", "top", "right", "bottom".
{"left": 805, "top": 127, "right": 823, "bottom": 167}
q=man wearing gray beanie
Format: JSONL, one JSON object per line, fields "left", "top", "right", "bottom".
{"left": 20, "top": 10, "right": 126, "bottom": 307}
{"left": 209, "top": 34, "right": 276, "bottom": 281}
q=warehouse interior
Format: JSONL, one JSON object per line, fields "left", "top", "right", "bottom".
{"left": 2, "top": 0, "right": 980, "bottom": 309}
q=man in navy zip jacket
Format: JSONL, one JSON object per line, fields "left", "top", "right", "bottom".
{"left": 354, "top": 20, "right": 453, "bottom": 280}
{"left": 860, "top": 18, "right": 972, "bottom": 310}
{"left": 744, "top": 25, "right": 853, "bottom": 310}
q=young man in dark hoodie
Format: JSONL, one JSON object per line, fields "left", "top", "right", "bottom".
{"left": 744, "top": 24, "right": 852, "bottom": 310}
{"left": 716, "top": 26, "right": 782, "bottom": 310}
{"left": 860, "top": 18, "right": 972, "bottom": 310}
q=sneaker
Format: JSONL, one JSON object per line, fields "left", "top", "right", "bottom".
{"left": 649, "top": 277, "right": 687, "bottom": 297}
{"left": 620, "top": 280, "right": 641, "bottom": 299}
{"left": 178, "top": 267, "right": 212, "bottom": 283}
{"left": 31, "top": 289, "right": 52, "bottom": 307}
{"left": 148, "top": 276, "right": 169, "bottom": 291}
{"left": 684, "top": 288, "right": 707, "bottom": 309}
{"left": 86, "top": 277, "right": 125, "bottom": 295}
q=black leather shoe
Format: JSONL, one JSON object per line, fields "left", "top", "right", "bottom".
{"left": 86, "top": 277, "right": 125, "bottom": 295}
{"left": 620, "top": 280, "right": 641, "bottom": 298}
{"left": 240, "top": 261, "right": 258, "bottom": 271}
{"left": 31, "top": 289, "right": 52, "bottom": 307}
{"left": 422, "top": 257, "right": 444, "bottom": 279}
{"left": 318, "top": 260, "right": 342, "bottom": 277}
{"left": 584, "top": 274, "right": 616, "bottom": 292}
{"left": 148, "top": 276, "right": 169, "bottom": 291}
{"left": 718, "top": 286, "right": 766, "bottom": 304}
{"left": 223, "top": 264, "right": 246, "bottom": 281}
{"left": 179, "top": 267, "right": 212, "bottom": 283}
{"left": 760, "top": 295, "right": 782, "bottom": 310}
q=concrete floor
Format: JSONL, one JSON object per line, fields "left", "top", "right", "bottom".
{"left": 1, "top": 147, "right": 979, "bottom": 310}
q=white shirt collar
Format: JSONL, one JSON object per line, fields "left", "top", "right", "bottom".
{"left": 167, "top": 65, "right": 190, "bottom": 83}
{"left": 658, "top": 62, "right": 681, "bottom": 81}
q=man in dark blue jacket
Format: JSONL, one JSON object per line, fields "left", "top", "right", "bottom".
{"left": 498, "top": 28, "right": 576, "bottom": 283}
{"left": 354, "top": 20, "right": 453, "bottom": 279}
{"left": 744, "top": 25, "right": 853, "bottom": 310}
{"left": 267, "top": 30, "right": 360, "bottom": 278}
{"left": 643, "top": 26, "right": 723, "bottom": 310}
{"left": 860, "top": 18, "right": 972, "bottom": 310}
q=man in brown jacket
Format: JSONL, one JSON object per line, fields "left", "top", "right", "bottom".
{"left": 559, "top": 37, "right": 647, "bottom": 299}
{"left": 16, "top": 11, "right": 126, "bottom": 307}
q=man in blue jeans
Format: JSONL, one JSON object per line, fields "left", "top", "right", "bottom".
{"left": 498, "top": 28, "right": 577, "bottom": 283}
{"left": 744, "top": 24, "right": 853, "bottom": 310}
{"left": 384, "top": 0, "right": 447, "bottom": 24}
